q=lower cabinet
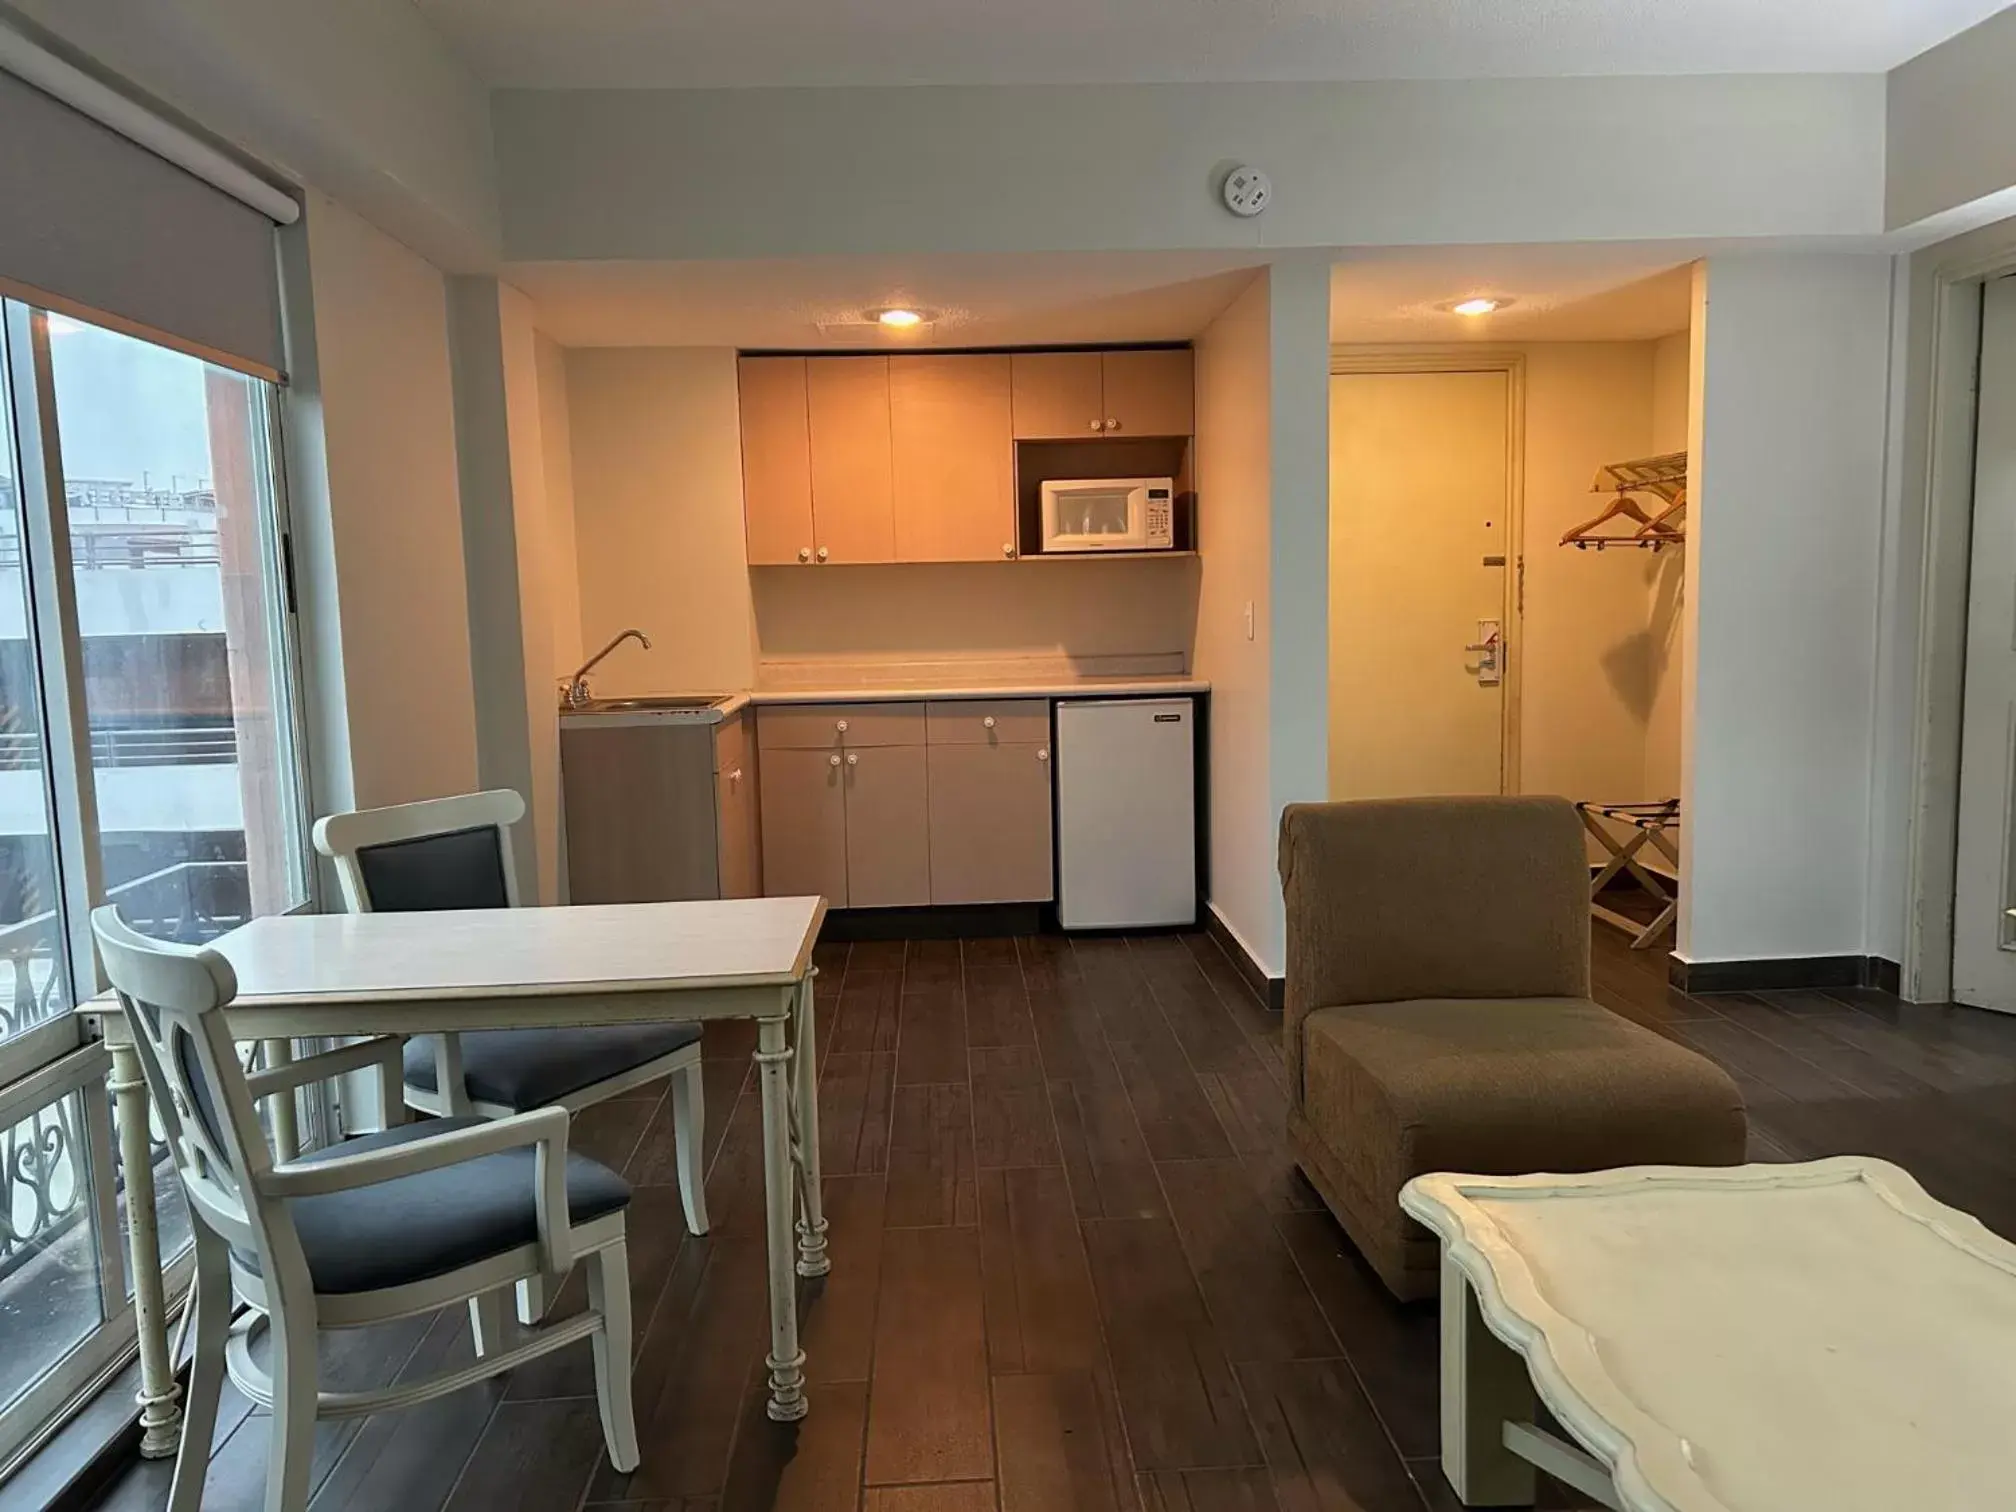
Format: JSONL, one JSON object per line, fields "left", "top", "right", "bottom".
{"left": 758, "top": 748, "right": 850, "bottom": 904}
{"left": 842, "top": 745, "right": 932, "bottom": 907}
{"left": 757, "top": 698, "right": 1056, "bottom": 910}
{"left": 926, "top": 742, "right": 1054, "bottom": 903}
{"left": 715, "top": 714, "right": 761, "bottom": 899}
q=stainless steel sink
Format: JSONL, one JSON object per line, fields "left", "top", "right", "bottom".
{"left": 566, "top": 695, "right": 729, "bottom": 716}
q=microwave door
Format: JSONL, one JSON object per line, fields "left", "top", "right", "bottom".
{"left": 1053, "top": 485, "right": 1132, "bottom": 546}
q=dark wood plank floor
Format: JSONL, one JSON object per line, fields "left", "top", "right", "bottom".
{"left": 86, "top": 927, "right": 2016, "bottom": 1512}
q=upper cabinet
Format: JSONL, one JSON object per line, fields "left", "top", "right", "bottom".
{"left": 1011, "top": 349, "right": 1194, "bottom": 439}
{"left": 890, "top": 355, "right": 1015, "bottom": 563}
{"left": 738, "top": 357, "right": 815, "bottom": 565}
{"left": 806, "top": 356, "right": 896, "bottom": 565}
{"left": 742, "top": 346, "right": 1191, "bottom": 565}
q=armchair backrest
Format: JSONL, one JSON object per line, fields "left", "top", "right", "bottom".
{"left": 91, "top": 907, "right": 284, "bottom": 1267}
{"left": 314, "top": 790, "right": 524, "bottom": 914}
{"left": 1277, "top": 796, "right": 1591, "bottom": 1098}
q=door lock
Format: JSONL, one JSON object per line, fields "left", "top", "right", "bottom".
{"left": 1465, "top": 620, "right": 1503, "bottom": 686}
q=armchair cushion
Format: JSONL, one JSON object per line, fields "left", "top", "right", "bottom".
{"left": 404, "top": 1024, "right": 703, "bottom": 1109}
{"left": 241, "top": 1117, "right": 631, "bottom": 1294}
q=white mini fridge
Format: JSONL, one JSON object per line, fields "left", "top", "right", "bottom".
{"left": 1054, "top": 697, "right": 1197, "bottom": 929}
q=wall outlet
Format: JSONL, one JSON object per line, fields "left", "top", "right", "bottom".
{"left": 1243, "top": 601, "right": 1255, "bottom": 641}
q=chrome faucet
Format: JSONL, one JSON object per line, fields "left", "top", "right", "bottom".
{"left": 564, "top": 629, "right": 652, "bottom": 708}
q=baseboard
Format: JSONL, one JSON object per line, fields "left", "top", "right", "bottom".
{"left": 821, "top": 903, "right": 1047, "bottom": 942}
{"left": 1669, "top": 953, "right": 1902, "bottom": 995}
{"left": 1205, "top": 902, "right": 1284, "bottom": 1012}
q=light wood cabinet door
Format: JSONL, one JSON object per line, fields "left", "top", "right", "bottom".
{"left": 926, "top": 742, "right": 1054, "bottom": 904}
{"left": 1011, "top": 351, "right": 1105, "bottom": 439}
{"left": 561, "top": 723, "right": 721, "bottom": 903}
{"left": 738, "top": 357, "right": 815, "bottom": 566}
{"left": 807, "top": 356, "right": 896, "bottom": 564}
{"left": 715, "top": 715, "right": 761, "bottom": 899}
{"left": 842, "top": 745, "right": 932, "bottom": 907}
{"left": 1101, "top": 349, "right": 1194, "bottom": 436}
{"left": 760, "top": 747, "right": 849, "bottom": 906}
{"left": 891, "top": 355, "right": 1015, "bottom": 563}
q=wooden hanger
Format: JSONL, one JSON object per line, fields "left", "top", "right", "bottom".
{"left": 1561, "top": 452, "right": 1687, "bottom": 551}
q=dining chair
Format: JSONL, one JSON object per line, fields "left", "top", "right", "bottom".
{"left": 91, "top": 906, "right": 640, "bottom": 1512}
{"left": 310, "top": 789, "right": 710, "bottom": 1261}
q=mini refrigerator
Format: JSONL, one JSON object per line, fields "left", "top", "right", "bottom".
{"left": 1054, "top": 697, "right": 1197, "bottom": 929}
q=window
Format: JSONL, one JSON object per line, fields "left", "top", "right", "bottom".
{"left": 0, "top": 300, "right": 308, "bottom": 1472}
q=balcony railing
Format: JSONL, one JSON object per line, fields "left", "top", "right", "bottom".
{"left": 0, "top": 725, "right": 237, "bottom": 774}
{"left": 1, "top": 860, "right": 250, "bottom": 1278}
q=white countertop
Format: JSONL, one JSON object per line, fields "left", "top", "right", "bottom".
{"left": 561, "top": 676, "right": 1207, "bottom": 724}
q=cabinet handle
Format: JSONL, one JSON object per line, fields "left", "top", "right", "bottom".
{"left": 1088, "top": 419, "right": 1103, "bottom": 433}
{"left": 797, "top": 546, "right": 811, "bottom": 562}
{"left": 846, "top": 753, "right": 859, "bottom": 767}
{"left": 816, "top": 546, "right": 829, "bottom": 562}
{"left": 1003, "top": 543, "right": 1017, "bottom": 559}
{"left": 835, "top": 719, "right": 849, "bottom": 733}
{"left": 982, "top": 716, "right": 996, "bottom": 729}
{"left": 1106, "top": 418, "right": 1120, "bottom": 431}
{"left": 728, "top": 767, "right": 743, "bottom": 783}
{"left": 829, "top": 754, "right": 842, "bottom": 768}
{"left": 1037, "top": 748, "right": 1050, "bottom": 761}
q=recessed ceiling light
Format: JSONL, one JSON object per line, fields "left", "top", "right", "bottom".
{"left": 874, "top": 307, "right": 925, "bottom": 328}
{"left": 1447, "top": 297, "right": 1510, "bottom": 317}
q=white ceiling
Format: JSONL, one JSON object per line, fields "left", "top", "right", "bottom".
{"left": 415, "top": 0, "right": 2004, "bottom": 88}
{"left": 1330, "top": 248, "right": 1696, "bottom": 343}
{"left": 506, "top": 254, "right": 1268, "bottom": 349}
{"left": 509, "top": 246, "right": 1698, "bottom": 350}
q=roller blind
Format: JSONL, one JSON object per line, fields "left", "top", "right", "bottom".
{"left": 0, "top": 67, "right": 285, "bottom": 377}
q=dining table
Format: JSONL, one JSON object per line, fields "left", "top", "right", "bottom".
{"left": 82, "top": 894, "right": 831, "bottom": 1458}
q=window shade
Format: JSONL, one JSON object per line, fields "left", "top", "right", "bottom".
{"left": 0, "top": 68, "right": 284, "bottom": 377}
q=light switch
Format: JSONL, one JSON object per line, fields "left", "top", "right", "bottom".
{"left": 1243, "top": 601, "right": 1255, "bottom": 641}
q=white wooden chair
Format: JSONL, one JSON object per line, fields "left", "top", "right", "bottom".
{"left": 91, "top": 906, "right": 640, "bottom": 1512}
{"left": 310, "top": 790, "right": 710, "bottom": 1256}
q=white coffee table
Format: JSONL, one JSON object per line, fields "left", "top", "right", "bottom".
{"left": 1400, "top": 1158, "right": 2016, "bottom": 1511}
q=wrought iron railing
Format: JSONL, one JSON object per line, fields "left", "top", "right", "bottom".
{"left": 0, "top": 860, "right": 249, "bottom": 1276}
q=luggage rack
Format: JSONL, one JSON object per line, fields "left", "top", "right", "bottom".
{"left": 1578, "top": 799, "right": 1680, "bottom": 950}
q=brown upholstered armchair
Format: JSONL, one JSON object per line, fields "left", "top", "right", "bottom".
{"left": 1279, "top": 795, "right": 1747, "bottom": 1301}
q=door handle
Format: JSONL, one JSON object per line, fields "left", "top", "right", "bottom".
{"left": 1465, "top": 619, "right": 1504, "bottom": 686}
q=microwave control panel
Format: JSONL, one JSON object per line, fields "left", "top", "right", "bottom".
{"left": 1145, "top": 488, "right": 1174, "bottom": 547}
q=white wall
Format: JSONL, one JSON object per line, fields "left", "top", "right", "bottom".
{"left": 1644, "top": 332, "right": 1690, "bottom": 804}
{"left": 9, "top": 0, "right": 500, "bottom": 270}
{"left": 565, "top": 347, "right": 759, "bottom": 697}
{"left": 752, "top": 560, "right": 1199, "bottom": 677}
{"left": 535, "top": 331, "right": 584, "bottom": 675}
{"left": 495, "top": 76, "right": 1885, "bottom": 262}
{"left": 291, "top": 192, "right": 479, "bottom": 813}
{"left": 1680, "top": 253, "right": 1895, "bottom": 965}
{"left": 1193, "top": 273, "right": 1276, "bottom": 971}
{"left": 1516, "top": 343, "right": 1663, "bottom": 809}
{"left": 1887, "top": 7, "right": 2016, "bottom": 236}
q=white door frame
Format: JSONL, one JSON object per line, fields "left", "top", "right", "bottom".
{"left": 1329, "top": 347, "right": 1528, "bottom": 794}
{"left": 1901, "top": 233, "right": 2016, "bottom": 1003}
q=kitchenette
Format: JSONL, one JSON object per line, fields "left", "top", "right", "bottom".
{"left": 554, "top": 340, "right": 1213, "bottom": 938}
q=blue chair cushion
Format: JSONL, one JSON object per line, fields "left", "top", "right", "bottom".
{"left": 403, "top": 1024, "right": 704, "bottom": 1109}
{"left": 241, "top": 1117, "right": 631, "bottom": 1295}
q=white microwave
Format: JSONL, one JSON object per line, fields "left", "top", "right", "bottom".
{"left": 1039, "top": 477, "right": 1177, "bottom": 553}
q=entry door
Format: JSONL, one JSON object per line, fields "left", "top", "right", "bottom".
{"left": 1329, "top": 370, "right": 1511, "bottom": 799}
{"left": 1955, "top": 276, "right": 2016, "bottom": 1012}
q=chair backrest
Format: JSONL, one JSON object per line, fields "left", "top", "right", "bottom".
{"left": 90, "top": 907, "right": 279, "bottom": 1259}
{"left": 313, "top": 790, "right": 525, "bottom": 914}
{"left": 1277, "top": 796, "right": 1591, "bottom": 1095}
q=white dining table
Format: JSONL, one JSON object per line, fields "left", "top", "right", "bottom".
{"left": 84, "top": 895, "right": 831, "bottom": 1457}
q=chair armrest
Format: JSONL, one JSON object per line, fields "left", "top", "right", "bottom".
{"left": 246, "top": 1036, "right": 403, "bottom": 1100}
{"left": 262, "top": 1105, "right": 575, "bottom": 1275}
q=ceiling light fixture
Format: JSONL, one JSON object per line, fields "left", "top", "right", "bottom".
{"left": 874, "top": 307, "right": 925, "bottom": 329}
{"left": 1448, "top": 297, "right": 1508, "bottom": 317}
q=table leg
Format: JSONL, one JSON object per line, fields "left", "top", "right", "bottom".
{"left": 261, "top": 1039, "right": 300, "bottom": 1162}
{"left": 755, "top": 1013, "right": 808, "bottom": 1422}
{"left": 1440, "top": 1252, "right": 1536, "bottom": 1507}
{"left": 108, "top": 1040, "right": 182, "bottom": 1459}
{"left": 792, "top": 973, "right": 829, "bottom": 1278}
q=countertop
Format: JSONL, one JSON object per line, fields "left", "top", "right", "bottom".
{"left": 561, "top": 676, "right": 1206, "bottom": 725}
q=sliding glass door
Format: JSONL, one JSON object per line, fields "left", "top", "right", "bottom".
{"left": 0, "top": 298, "right": 309, "bottom": 1473}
